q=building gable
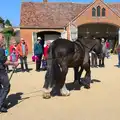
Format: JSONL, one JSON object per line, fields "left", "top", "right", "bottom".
{"left": 71, "top": 0, "right": 120, "bottom": 27}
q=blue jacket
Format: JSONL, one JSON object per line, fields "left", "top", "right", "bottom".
{"left": 5, "top": 49, "right": 9, "bottom": 56}
{"left": 0, "top": 48, "right": 7, "bottom": 69}
{"left": 34, "top": 43, "right": 43, "bottom": 55}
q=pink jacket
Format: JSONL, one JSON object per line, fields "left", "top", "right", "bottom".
{"left": 9, "top": 45, "right": 17, "bottom": 54}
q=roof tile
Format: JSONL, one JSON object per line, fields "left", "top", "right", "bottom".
{"left": 20, "top": 2, "right": 89, "bottom": 28}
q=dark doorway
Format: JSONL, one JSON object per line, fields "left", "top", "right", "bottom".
{"left": 37, "top": 31, "right": 61, "bottom": 50}
{"left": 78, "top": 23, "right": 119, "bottom": 51}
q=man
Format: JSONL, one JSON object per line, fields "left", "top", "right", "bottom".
{"left": 17, "top": 38, "right": 29, "bottom": 72}
{"left": 0, "top": 33, "right": 18, "bottom": 112}
{"left": 91, "top": 50, "right": 98, "bottom": 67}
{"left": 116, "top": 44, "right": 120, "bottom": 68}
{"left": 34, "top": 37, "right": 43, "bottom": 71}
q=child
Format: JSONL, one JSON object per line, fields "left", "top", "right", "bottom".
{"left": 10, "top": 48, "right": 18, "bottom": 71}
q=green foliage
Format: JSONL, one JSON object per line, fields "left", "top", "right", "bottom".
{"left": 3, "top": 27, "right": 14, "bottom": 34}
{"left": 0, "top": 17, "right": 16, "bottom": 50}
{"left": 5, "top": 19, "right": 12, "bottom": 26}
{"left": 4, "top": 33, "right": 12, "bottom": 49}
{"left": 0, "top": 17, "right": 4, "bottom": 23}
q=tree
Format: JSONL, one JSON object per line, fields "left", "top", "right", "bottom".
{"left": 3, "top": 27, "right": 14, "bottom": 48}
{"left": 0, "top": 17, "right": 4, "bottom": 23}
{"left": 5, "top": 19, "right": 12, "bottom": 26}
{"left": 0, "top": 18, "right": 16, "bottom": 54}
{"left": 3, "top": 19, "right": 14, "bottom": 53}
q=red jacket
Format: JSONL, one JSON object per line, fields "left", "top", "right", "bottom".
{"left": 105, "top": 42, "right": 110, "bottom": 49}
{"left": 44, "top": 45, "right": 49, "bottom": 59}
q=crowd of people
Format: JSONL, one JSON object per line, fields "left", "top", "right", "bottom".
{"left": 5, "top": 36, "right": 50, "bottom": 72}
{"left": 3, "top": 36, "right": 120, "bottom": 71}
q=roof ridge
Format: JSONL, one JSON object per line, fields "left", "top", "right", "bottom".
{"left": 22, "top": 2, "right": 89, "bottom": 4}
{"left": 107, "top": 2, "right": 120, "bottom": 4}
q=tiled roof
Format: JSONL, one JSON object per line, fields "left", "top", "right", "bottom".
{"left": 20, "top": 2, "right": 89, "bottom": 28}
{"left": 20, "top": 2, "right": 120, "bottom": 28}
{"left": 107, "top": 3, "right": 120, "bottom": 17}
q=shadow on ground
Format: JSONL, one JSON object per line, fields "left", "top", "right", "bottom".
{"left": 50, "top": 78, "right": 101, "bottom": 97}
{"left": 5, "top": 92, "right": 29, "bottom": 109}
{"left": 114, "top": 65, "right": 120, "bottom": 68}
{"left": 66, "top": 78, "right": 101, "bottom": 91}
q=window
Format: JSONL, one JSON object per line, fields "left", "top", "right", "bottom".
{"left": 102, "top": 8, "right": 106, "bottom": 16}
{"left": 97, "top": 6, "right": 101, "bottom": 17}
{"left": 92, "top": 7, "right": 96, "bottom": 17}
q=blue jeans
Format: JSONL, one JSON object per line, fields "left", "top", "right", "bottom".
{"left": 20, "top": 56, "right": 28, "bottom": 70}
{"left": 118, "top": 53, "right": 120, "bottom": 66}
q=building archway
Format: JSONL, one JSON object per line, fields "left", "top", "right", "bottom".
{"left": 78, "top": 23, "right": 119, "bottom": 51}
{"left": 32, "top": 31, "right": 61, "bottom": 53}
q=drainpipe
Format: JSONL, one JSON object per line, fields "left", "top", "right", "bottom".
{"left": 69, "top": 22, "right": 71, "bottom": 40}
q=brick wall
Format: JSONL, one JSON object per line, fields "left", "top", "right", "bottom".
{"left": 72, "top": 0, "right": 120, "bottom": 27}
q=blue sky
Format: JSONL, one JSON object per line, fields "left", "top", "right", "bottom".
{"left": 0, "top": 0, "right": 119, "bottom": 26}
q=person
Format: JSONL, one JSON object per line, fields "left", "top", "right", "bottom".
{"left": 42, "top": 40, "right": 51, "bottom": 70}
{"left": 34, "top": 37, "right": 43, "bottom": 71}
{"left": 5, "top": 49, "right": 9, "bottom": 72}
{"left": 44, "top": 40, "right": 50, "bottom": 60}
{"left": 10, "top": 48, "right": 19, "bottom": 71}
{"left": 91, "top": 50, "right": 98, "bottom": 67}
{"left": 9, "top": 38, "right": 17, "bottom": 54}
{"left": 105, "top": 40, "right": 110, "bottom": 58}
{"left": 17, "top": 38, "right": 29, "bottom": 72}
{"left": 0, "top": 33, "right": 18, "bottom": 112}
{"left": 116, "top": 44, "right": 120, "bottom": 67}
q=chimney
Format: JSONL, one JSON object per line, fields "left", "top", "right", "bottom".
{"left": 43, "top": 0, "right": 48, "bottom": 2}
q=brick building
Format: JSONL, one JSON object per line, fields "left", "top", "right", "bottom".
{"left": 20, "top": 0, "right": 120, "bottom": 53}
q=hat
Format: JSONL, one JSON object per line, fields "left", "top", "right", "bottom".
{"left": 37, "top": 37, "right": 42, "bottom": 40}
{"left": 101, "top": 38, "right": 105, "bottom": 42}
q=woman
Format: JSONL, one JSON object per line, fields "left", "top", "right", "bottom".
{"left": 9, "top": 38, "right": 17, "bottom": 54}
{"left": 42, "top": 41, "right": 51, "bottom": 70}
{"left": 34, "top": 37, "right": 43, "bottom": 71}
{"left": 44, "top": 41, "right": 51, "bottom": 60}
